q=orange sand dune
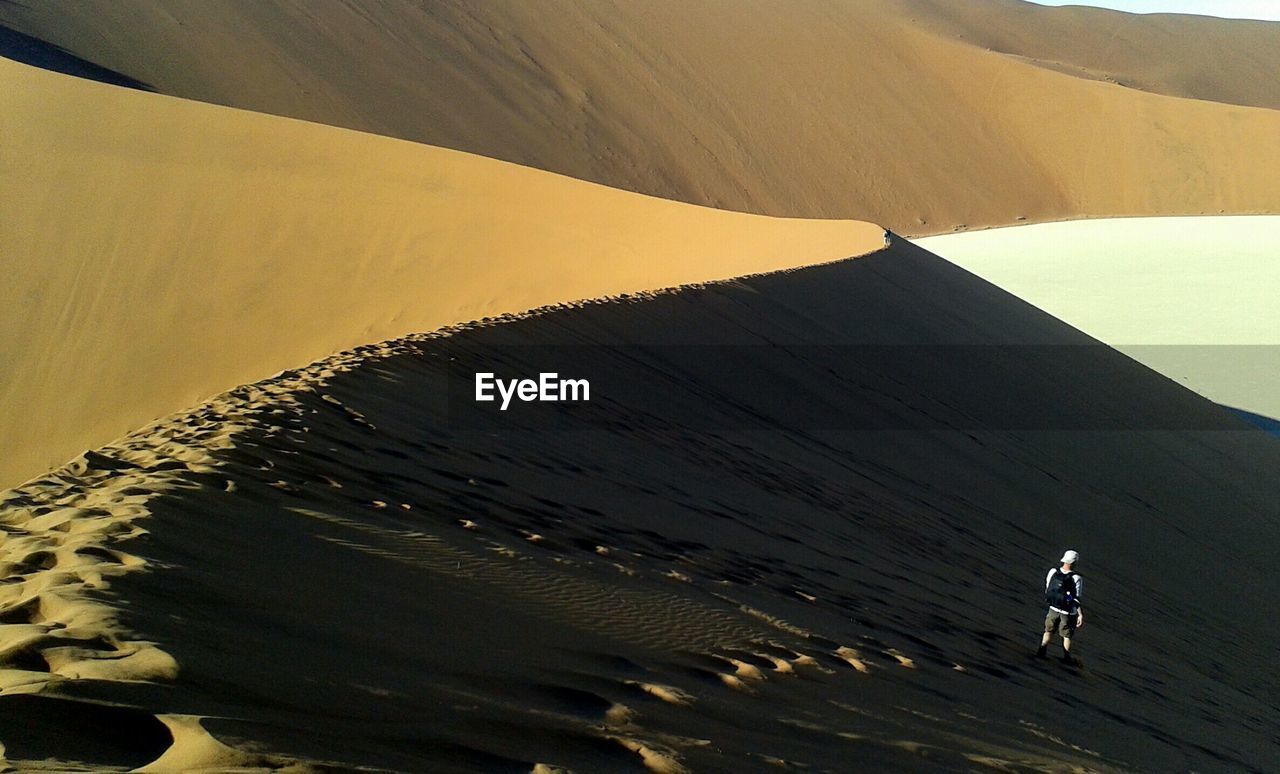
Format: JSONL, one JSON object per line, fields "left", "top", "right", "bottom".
{"left": 0, "top": 57, "right": 883, "bottom": 490}
{"left": 888, "top": 0, "right": 1280, "bottom": 110}
{"left": 3, "top": 0, "right": 1278, "bottom": 231}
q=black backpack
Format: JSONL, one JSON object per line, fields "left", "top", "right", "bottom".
{"left": 1045, "top": 569, "right": 1077, "bottom": 610}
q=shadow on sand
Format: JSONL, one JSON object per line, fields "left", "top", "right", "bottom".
{"left": 1224, "top": 406, "right": 1280, "bottom": 438}
{"left": 0, "top": 22, "right": 152, "bottom": 91}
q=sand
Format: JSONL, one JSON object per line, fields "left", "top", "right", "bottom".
{"left": 918, "top": 216, "right": 1280, "bottom": 419}
{"left": 3, "top": 0, "right": 1279, "bottom": 232}
{"left": 891, "top": 0, "right": 1280, "bottom": 110}
{"left": 4, "top": 2, "right": 1280, "bottom": 769}
{"left": 0, "top": 56, "right": 883, "bottom": 491}
{"left": 4, "top": 241, "right": 1278, "bottom": 770}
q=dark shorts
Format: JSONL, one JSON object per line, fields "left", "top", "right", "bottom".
{"left": 1044, "top": 610, "right": 1077, "bottom": 638}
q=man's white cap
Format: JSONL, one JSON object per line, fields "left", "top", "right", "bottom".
{"left": 1060, "top": 550, "right": 1079, "bottom": 564}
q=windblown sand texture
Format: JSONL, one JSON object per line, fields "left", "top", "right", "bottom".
{"left": 2, "top": 0, "right": 1279, "bottom": 232}
{"left": 0, "top": 57, "right": 883, "bottom": 491}
{"left": 3, "top": 243, "right": 1278, "bottom": 770}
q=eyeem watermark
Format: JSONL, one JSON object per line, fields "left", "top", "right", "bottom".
{"left": 475, "top": 372, "right": 591, "bottom": 411}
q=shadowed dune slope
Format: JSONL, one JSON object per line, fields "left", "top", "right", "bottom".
{"left": 0, "top": 23, "right": 153, "bottom": 91}
{"left": 4, "top": 241, "right": 1278, "bottom": 771}
{"left": 0, "top": 57, "right": 883, "bottom": 490}
{"left": 3, "top": 0, "right": 1279, "bottom": 231}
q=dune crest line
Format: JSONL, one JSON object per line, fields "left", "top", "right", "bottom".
{"left": 5, "top": 237, "right": 1275, "bottom": 769}
{"left": 0, "top": 56, "right": 886, "bottom": 491}
{"left": 0, "top": 273, "right": 887, "bottom": 770}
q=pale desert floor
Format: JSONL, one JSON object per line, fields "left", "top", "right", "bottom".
{"left": 917, "top": 217, "right": 1280, "bottom": 421}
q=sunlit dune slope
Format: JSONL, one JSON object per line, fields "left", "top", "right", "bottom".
{"left": 0, "top": 57, "right": 883, "bottom": 489}
{"left": 3, "top": 0, "right": 1279, "bottom": 231}
{"left": 890, "top": 0, "right": 1280, "bottom": 110}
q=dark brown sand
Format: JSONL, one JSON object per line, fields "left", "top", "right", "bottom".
{"left": 3, "top": 240, "right": 1278, "bottom": 771}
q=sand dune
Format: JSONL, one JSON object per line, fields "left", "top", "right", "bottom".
{"left": 3, "top": 241, "right": 1277, "bottom": 770}
{"left": 889, "top": 0, "right": 1280, "bottom": 109}
{"left": 5, "top": 4, "right": 1279, "bottom": 769}
{"left": 3, "top": 0, "right": 1278, "bottom": 232}
{"left": 0, "top": 56, "right": 883, "bottom": 490}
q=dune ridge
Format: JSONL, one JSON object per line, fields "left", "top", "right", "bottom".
{"left": 0, "top": 56, "right": 884, "bottom": 490}
{"left": 3, "top": 242, "right": 1277, "bottom": 770}
{"left": 0, "top": 278, "right": 915, "bottom": 771}
{"left": 0, "top": 315, "right": 414, "bottom": 770}
{"left": 3, "top": 0, "right": 1278, "bottom": 231}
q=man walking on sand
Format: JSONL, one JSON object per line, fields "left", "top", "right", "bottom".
{"left": 1037, "top": 550, "right": 1084, "bottom": 664}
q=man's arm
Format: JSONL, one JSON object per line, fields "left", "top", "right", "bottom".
{"left": 1075, "top": 575, "right": 1084, "bottom": 627}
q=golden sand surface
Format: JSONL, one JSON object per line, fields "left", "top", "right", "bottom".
{"left": 3, "top": 0, "right": 1278, "bottom": 231}
{"left": 0, "top": 57, "right": 883, "bottom": 490}
{"left": 886, "top": 0, "right": 1280, "bottom": 110}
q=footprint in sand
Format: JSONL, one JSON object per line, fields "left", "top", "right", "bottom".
{"left": 835, "top": 646, "right": 872, "bottom": 673}
{"left": 626, "top": 680, "right": 696, "bottom": 706}
{"left": 717, "top": 656, "right": 766, "bottom": 682}
{"left": 613, "top": 737, "right": 688, "bottom": 774}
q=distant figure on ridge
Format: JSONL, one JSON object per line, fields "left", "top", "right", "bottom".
{"left": 1037, "top": 549, "right": 1084, "bottom": 664}
{"left": 883, "top": 229, "right": 891, "bottom": 248}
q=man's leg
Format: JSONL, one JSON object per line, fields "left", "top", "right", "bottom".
{"left": 1061, "top": 631, "right": 1076, "bottom": 664}
{"left": 1037, "top": 615, "right": 1053, "bottom": 657}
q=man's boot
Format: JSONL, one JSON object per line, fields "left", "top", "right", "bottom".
{"left": 1060, "top": 652, "right": 1075, "bottom": 666}
{"left": 1035, "top": 643, "right": 1047, "bottom": 659}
